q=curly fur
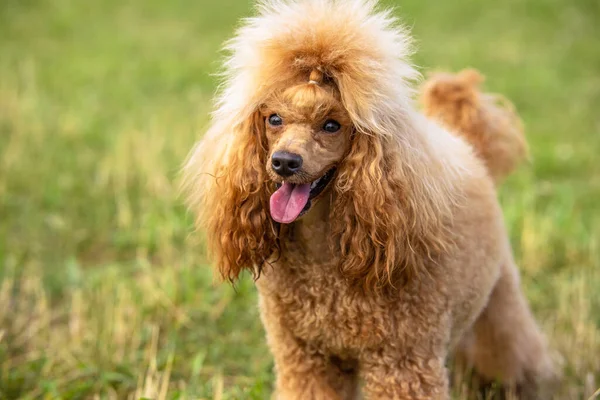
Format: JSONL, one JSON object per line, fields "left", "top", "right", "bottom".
{"left": 183, "top": 1, "right": 558, "bottom": 398}
{"left": 421, "top": 69, "right": 529, "bottom": 183}
{"left": 182, "top": 113, "right": 276, "bottom": 281}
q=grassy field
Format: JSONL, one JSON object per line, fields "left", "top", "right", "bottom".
{"left": 0, "top": 0, "right": 599, "bottom": 398}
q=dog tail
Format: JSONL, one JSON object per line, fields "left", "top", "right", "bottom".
{"left": 421, "top": 69, "right": 528, "bottom": 184}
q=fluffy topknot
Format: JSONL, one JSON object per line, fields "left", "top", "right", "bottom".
{"left": 216, "top": 0, "right": 419, "bottom": 137}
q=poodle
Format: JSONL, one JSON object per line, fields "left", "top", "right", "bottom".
{"left": 183, "top": 1, "right": 557, "bottom": 398}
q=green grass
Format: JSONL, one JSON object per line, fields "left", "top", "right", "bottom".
{"left": 0, "top": 0, "right": 598, "bottom": 398}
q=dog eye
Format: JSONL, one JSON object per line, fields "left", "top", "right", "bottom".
{"left": 268, "top": 114, "right": 283, "bottom": 126}
{"left": 322, "top": 120, "right": 341, "bottom": 133}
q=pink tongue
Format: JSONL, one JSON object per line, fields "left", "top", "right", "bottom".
{"left": 269, "top": 182, "right": 311, "bottom": 224}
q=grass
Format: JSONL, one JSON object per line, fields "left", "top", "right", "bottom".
{"left": 0, "top": 0, "right": 598, "bottom": 398}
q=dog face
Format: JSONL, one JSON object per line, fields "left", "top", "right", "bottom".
{"left": 260, "top": 79, "right": 353, "bottom": 224}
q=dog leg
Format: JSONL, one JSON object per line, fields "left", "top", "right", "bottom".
{"left": 458, "top": 261, "right": 559, "bottom": 399}
{"left": 259, "top": 295, "right": 359, "bottom": 400}
{"left": 360, "top": 348, "right": 449, "bottom": 400}
{"left": 269, "top": 339, "right": 359, "bottom": 400}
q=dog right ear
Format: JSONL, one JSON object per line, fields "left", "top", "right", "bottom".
{"left": 182, "top": 112, "right": 278, "bottom": 282}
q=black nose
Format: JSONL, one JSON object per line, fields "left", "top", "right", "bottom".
{"left": 271, "top": 151, "right": 303, "bottom": 177}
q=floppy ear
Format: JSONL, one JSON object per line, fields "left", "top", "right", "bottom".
{"left": 332, "top": 127, "right": 454, "bottom": 290}
{"left": 183, "top": 112, "right": 277, "bottom": 281}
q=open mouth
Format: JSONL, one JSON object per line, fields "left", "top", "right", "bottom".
{"left": 270, "top": 168, "right": 336, "bottom": 224}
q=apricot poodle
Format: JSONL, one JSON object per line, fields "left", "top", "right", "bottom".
{"left": 183, "top": 1, "right": 557, "bottom": 398}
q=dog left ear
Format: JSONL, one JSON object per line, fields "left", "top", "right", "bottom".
{"left": 332, "top": 129, "right": 453, "bottom": 291}
{"left": 183, "top": 112, "right": 277, "bottom": 282}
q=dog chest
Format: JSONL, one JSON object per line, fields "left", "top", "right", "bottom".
{"left": 256, "top": 260, "right": 396, "bottom": 353}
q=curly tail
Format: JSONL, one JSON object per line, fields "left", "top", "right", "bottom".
{"left": 421, "top": 69, "right": 528, "bottom": 184}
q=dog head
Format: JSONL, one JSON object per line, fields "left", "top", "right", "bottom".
{"left": 184, "top": 0, "right": 454, "bottom": 288}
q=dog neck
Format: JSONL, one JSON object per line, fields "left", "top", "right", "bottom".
{"left": 279, "top": 191, "right": 335, "bottom": 259}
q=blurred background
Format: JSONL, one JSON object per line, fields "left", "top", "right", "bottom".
{"left": 0, "top": 0, "right": 598, "bottom": 398}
